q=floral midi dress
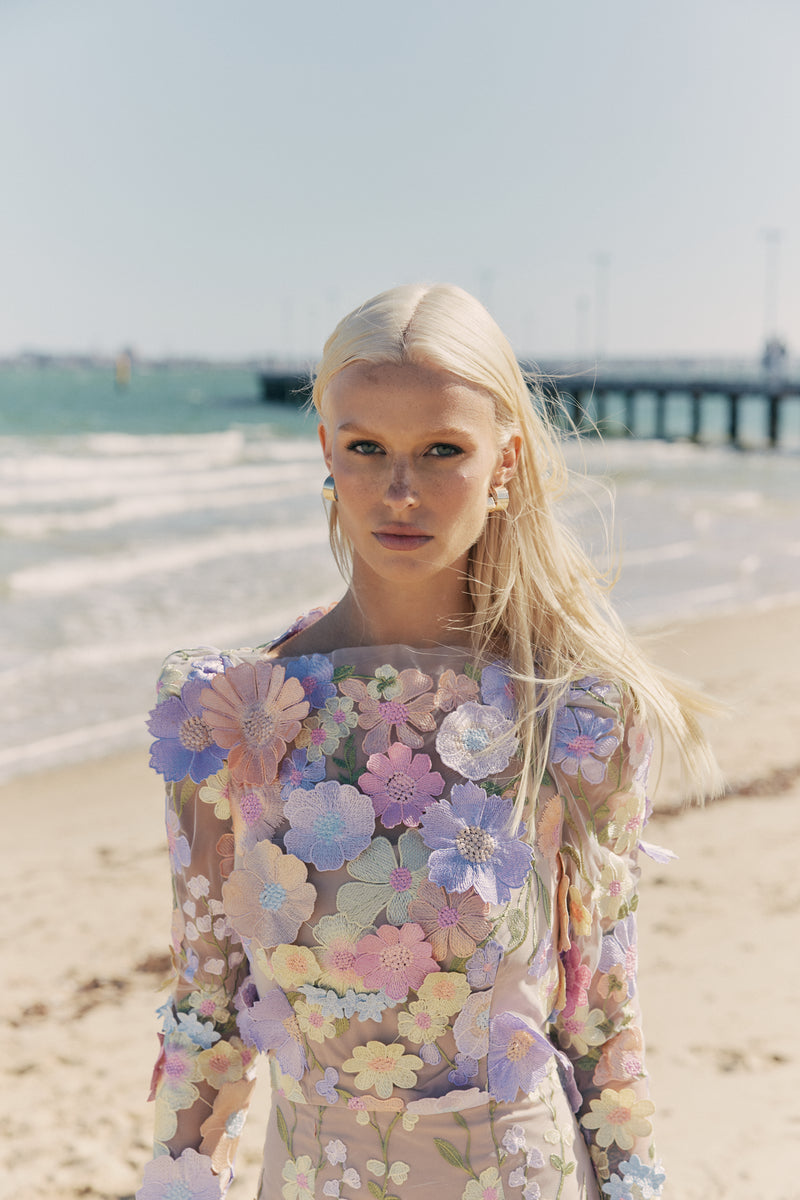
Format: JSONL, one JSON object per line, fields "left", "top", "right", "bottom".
{"left": 139, "top": 613, "right": 667, "bottom": 1200}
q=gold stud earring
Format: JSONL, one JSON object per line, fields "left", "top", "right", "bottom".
{"left": 322, "top": 474, "right": 338, "bottom": 502}
{"left": 487, "top": 485, "right": 509, "bottom": 512}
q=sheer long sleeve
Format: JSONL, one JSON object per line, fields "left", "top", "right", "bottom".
{"left": 548, "top": 679, "right": 666, "bottom": 1200}
{"left": 138, "top": 652, "right": 259, "bottom": 1199}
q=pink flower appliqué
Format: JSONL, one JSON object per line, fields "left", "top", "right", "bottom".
{"left": 561, "top": 943, "right": 593, "bottom": 1019}
{"left": 408, "top": 880, "right": 492, "bottom": 962}
{"left": 221, "top": 841, "right": 316, "bottom": 952}
{"left": 201, "top": 661, "right": 309, "bottom": 786}
{"left": 359, "top": 743, "right": 444, "bottom": 828}
{"left": 339, "top": 668, "right": 437, "bottom": 756}
{"left": 434, "top": 668, "right": 479, "bottom": 712}
{"left": 593, "top": 1027, "right": 646, "bottom": 1087}
{"left": 354, "top": 922, "right": 440, "bottom": 1000}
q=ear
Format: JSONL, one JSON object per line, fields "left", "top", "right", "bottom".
{"left": 493, "top": 431, "right": 522, "bottom": 487}
{"left": 318, "top": 422, "right": 333, "bottom": 472}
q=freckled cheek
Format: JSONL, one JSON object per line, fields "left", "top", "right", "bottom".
{"left": 444, "top": 472, "right": 492, "bottom": 521}
{"left": 329, "top": 462, "right": 378, "bottom": 510}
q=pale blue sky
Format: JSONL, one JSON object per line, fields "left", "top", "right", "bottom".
{"left": 1, "top": 0, "right": 798, "bottom": 359}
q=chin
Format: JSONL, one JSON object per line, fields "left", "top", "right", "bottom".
{"left": 352, "top": 545, "right": 468, "bottom": 589}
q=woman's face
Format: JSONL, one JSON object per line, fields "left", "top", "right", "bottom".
{"left": 319, "top": 361, "right": 520, "bottom": 594}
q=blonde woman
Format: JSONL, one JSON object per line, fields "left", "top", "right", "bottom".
{"left": 139, "top": 284, "right": 718, "bottom": 1200}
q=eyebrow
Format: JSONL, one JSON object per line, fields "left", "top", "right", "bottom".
{"left": 337, "top": 422, "right": 475, "bottom": 439}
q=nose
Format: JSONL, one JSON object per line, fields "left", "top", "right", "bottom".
{"left": 383, "top": 459, "right": 418, "bottom": 510}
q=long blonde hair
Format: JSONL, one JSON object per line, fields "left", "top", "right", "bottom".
{"left": 311, "top": 283, "right": 721, "bottom": 811}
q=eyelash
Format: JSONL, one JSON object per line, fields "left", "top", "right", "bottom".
{"left": 345, "top": 440, "right": 463, "bottom": 458}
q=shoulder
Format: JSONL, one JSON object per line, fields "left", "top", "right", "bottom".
{"left": 264, "top": 604, "right": 338, "bottom": 657}
{"left": 154, "top": 646, "right": 257, "bottom": 701}
{"left": 549, "top": 674, "right": 650, "bottom": 789}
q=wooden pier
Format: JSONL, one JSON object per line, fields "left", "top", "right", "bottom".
{"left": 259, "top": 368, "right": 800, "bottom": 449}
{"left": 541, "top": 371, "right": 800, "bottom": 448}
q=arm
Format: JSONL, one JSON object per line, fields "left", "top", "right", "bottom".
{"left": 549, "top": 681, "right": 666, "bottom": 1200}
{"left": 139, "top": 653, "right": 258, "bottom": 1198}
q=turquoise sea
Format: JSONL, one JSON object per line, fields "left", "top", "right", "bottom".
{"left": 1, "top": 363, "right": 798, "bottom": 778}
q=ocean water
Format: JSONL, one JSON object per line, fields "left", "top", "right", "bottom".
{"left": 1, "top": 364, "right": 798, "bottom": 779}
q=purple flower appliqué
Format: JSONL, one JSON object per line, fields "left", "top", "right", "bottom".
{"left": 285, "top": 654, "right": 337, "bottom": 709}
{"left": 487, "top": 1012, "right": 555, "bottom": 1102}
{"left": 147, "top": 677, "right": 227, "bottom": 784}
{"left": 315, "top": 1066, "right": 340, "bottom": 1104}
{"left": 420, "top": 782, "right": 532, "bottom": 905}
{"left": 480, "top": 662, "right": 515, "bottom": 719}
{"left": 567, "top": 675, "right": 617, "bottom": 704}
{"left": 448, "top": 1053, "right": 480, "bottom": 1086}
{"left": 186, "top": 652, "right": 234, "bottom": 683}
{"left": 466, "top": 940, "right": 504, "bottom": 989}
{"left": 358, "top": 742, "right": 444, "bottom": 828}
{"left": 136, "top": 1147, "right": 222, "bottom": 1200}
{"left": 236, "top": 986, "right": 307, "bottom": 1079}
{"left": 599, "top": 915, "right": 638, "bottom": 999}
{"left": 234, "top": 975, "right": 260, "bottom": 1013}
{"left": 279, "top": 748, "right": 327, "bottom": 801}
{"left": 284, "top": 780, "right": 375, "bottom": 872}
{"left": 550, "top": 704, "right": 619, "bottom": 784}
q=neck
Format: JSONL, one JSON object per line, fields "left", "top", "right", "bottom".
{"left": 333, "top": 560, "right": 475, "bottom": 649}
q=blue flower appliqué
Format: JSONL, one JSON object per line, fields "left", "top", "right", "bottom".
{"left": 613, "top": 1156, "right": 666, "bottom": 1199}
{"left": 551, "top": 703, "right": 619, "bottom": 785}
{"left": 315, "top": 1066, "right": 340, "bottom": 1104}
{"left": 284, "top": 779, "right": 375, "bottom": 871}
{"left": 285, "top": 654, "right": 337, "bottom": 709}
{"left": 419, "top": 781, "right": 532, "bottom": 904}
{"left": 147, "top": 677, "right": 227, "bottom": 784}
{"left": 599, "top": 915, "right": 638, "bottom": 999}
{"left": 479, "top": 662, "right": 515, "bottom": 719}
{"left": 279, "top": 747, "right": 327, "bottom": 801}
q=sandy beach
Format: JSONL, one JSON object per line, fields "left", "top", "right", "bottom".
{"left": 3, "top": 601, "right": 799, "bottom": 1200}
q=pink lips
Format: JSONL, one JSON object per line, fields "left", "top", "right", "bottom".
{"left": 373, "top": 526, "right": 432, "bottom": 551}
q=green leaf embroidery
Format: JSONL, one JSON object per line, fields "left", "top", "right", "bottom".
{"left": 276, "top": 1104, "right": 290, "bottom": 1150}
{"left": 174, "top": 776, "right": 196, "bottom": 816}
{"left": 559, "top": 839, "right": 586, "bottom": 878}
{"left": 332, "top": 664, "right": 356, "bottom": 682}
{"left": 506, "top": 907, "right": 526, "bottom": 939}
{"left": 434, "top": 1138, "right": 467, "bottom": 1172}
{"left": 367, "top": 1182, "right": 384, "bottom": 1199}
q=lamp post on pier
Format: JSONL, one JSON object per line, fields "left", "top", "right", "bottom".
{"left": 760, "top": 228, "right": 786, "bottom": 374}
{"left": 593, "top": 253, "right": 610, "bottom": 360}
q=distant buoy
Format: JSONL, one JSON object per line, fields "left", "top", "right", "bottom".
{"left": 115, "top": 351, "right": 132, "bottom": 388}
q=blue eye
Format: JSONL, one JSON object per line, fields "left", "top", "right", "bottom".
{"left": 347, "top": 440, "right": 383, "bottom": 455}
{"left": 428, "top": 443, "right": 462, "bottom": 458}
